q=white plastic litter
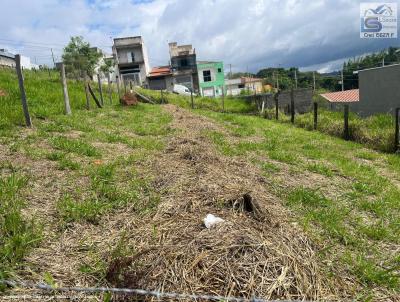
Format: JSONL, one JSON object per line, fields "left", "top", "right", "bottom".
{"left": 203, "top": 214, "right": 224, "bottom": 229}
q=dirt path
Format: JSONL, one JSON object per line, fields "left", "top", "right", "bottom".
{"left": 105, "top": 104, "right": 351, "bottom": 301}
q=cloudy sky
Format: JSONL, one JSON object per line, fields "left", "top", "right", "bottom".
{"left": 1, "top": 0, "right": 398, "bottom": 72}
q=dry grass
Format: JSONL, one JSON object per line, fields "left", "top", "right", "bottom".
{"left": 104, "top": 105, "right": 352, "bottom": 301}
{"left": 3, "top": 102, "right": 396, "bottom": 301}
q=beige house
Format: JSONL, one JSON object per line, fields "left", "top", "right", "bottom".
{"left": 225, "top": 77, "right": 263, "bottom": 95}
{"left": 242, "top": 77, "right": 263, "bottom": 93}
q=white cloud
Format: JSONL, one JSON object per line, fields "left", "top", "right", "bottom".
{"left": 0, "top": 0, "right": 398, "bottom": 71}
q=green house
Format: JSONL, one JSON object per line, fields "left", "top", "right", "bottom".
{"left": 197, "top": 61, "right": 225, "bottom": 97}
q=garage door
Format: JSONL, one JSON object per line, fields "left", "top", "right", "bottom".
{"left": 202, "top": 87, "right": 214, "bottom": 97}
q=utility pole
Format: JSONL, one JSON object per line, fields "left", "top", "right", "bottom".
{"left": 341, "top": 69, "right": 344, "bottom": 91}
{"left": 313, "top": 71, "right": 316, "bottom": 92}
{"left": 273, "top": 71, "right": 275, "bottom": 89}
{"left": 382, "top": 57, "right": 385, "bottom": 67}
{"left": 277, "top": 74, "right": 280, "bottom": 90}
{"left": 51, "top": 48, "right": 56, "bottom": 67}
{"left": 229, "top": 64, "right": 232, "bottom": 96}
{"left": 294, "top": 69, "right": 298, "bottom": 89}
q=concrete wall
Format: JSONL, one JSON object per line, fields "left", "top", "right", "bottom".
{"left": 267, "top": 88, "right": 313, "bottom": 114}
{"left": 169, "top": 43, "right": 195, "bottom": 57}
{"left": 148, "top": 76, "right": 174, "bottom": 91}
{"left": 354, "top": 64, "right": 400, "bottom": 117}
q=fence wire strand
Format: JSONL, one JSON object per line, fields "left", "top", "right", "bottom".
{"left": 0, "top": 279, "right": 310, "bottom": 302}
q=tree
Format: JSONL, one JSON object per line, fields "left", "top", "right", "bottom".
{"left": 62, "top": 36, "right": 102, "bottom": 80}
{"left": 99, "top": 57, "right": 115, "bottom": 76}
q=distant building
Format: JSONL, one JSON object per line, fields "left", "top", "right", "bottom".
{"left": 225, "top": 78, "right": 243, "bottom": 96}
{"left": 197, "top": 61, "right": 225, "bottom": 97}
{"left": 353, "top": 64, "right": 400, "bottom": 116}
{"left": 0, "top": 49, "right": 15, "bottom": 68}
{"left": 169, "top": 42, "right": 199, "bottom": 92}
{"left": 242, "top": 77, "right": 263, "bottom": 94}
{"left": 147, "top": 66, "right": 174, "bottom": 91}
{"left": 0, "top": 50, "right": 38, "bottom": 70}
{"left": 225, "top": 77, "right": 263, "bottom": 95}
{"left": 20, "top": 56, "right": 39, "bottom": 70}
{"left": 112, "top": 36, "right": 150, "bottom": 87}
{"left": 91, "top": 47, "right": 117, "bottom": 83}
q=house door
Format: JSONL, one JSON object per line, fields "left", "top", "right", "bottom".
{"left": 202, "top": 87, "right": 215, "bottom": 97}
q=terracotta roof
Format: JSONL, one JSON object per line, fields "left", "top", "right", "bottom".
{"left": 320, "top": 89, "right": 359, "bottom": 103}
{"left": 148, "top": 66, "right": 171, "bottom": 77}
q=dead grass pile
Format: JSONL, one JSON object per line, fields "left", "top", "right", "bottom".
{"left": 121, "top": 92, "right": 139, "bottom": 106}
{"left": 0, "top": 89, "right": 7, "bottom": 97}
{"left": 106, "top": 213, "right": 335, "bottom": 301}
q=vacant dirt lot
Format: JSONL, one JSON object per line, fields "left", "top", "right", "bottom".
{"left": 1, "top": 103, "right": 398, "bottom": 301}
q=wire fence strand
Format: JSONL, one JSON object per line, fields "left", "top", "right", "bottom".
{"left": 0, "top": 279, "right": 309, "bottom": 302}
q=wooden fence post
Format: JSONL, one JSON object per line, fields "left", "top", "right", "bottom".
{"left": 261, "top": 95, "right": 266, "bottom": 116}
{"left": 88, "top": 84, "right": 103, "bottom": 108}
{"left": 59, "top": 63, "right": 71, "bottom": 115}
{"left": 107, "top": 73, "right": 112, "bottom": 105}
{"left": 395, "top": 107, "right": 400, "bottom": 152}
{"left": 275, "top": 93, "right": 279, "bottom": 120}
{"left": 15, "top": 54, "right": 32, "bottom": 127}
{"left": 84, "top": 77, "right": 90, "bottom": 110}
{"left": 222, "top": 88, "right": 225, "bottom": 112}
{"left": 344, "top": 104, "right": 350, "bottom": 140}
{"left": 290, "top": 88, "right": 295, "bottom": 124}
{"left": 97, "top": 74, "right": 104, "bottom": 106}
{"left": 191, "top": 91, "right": 194, "bottom": 109}
{"left": 313, "top": 102, "right": 318, "bottom": 130}
{"left": 116, "top": 75, "right": 121, "bottom": 101}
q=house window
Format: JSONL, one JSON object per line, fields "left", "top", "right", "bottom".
{"left": 180, "top": 58, "right": 188, "bottom": 67}
{"left": 218, "top": 68, "right": 222, "bottom": 73}
{"left": 203, "top": 70, "right": 211, "bottom": 82}
{"left": 127, "top": 52, "right": 135, "bottom": 63}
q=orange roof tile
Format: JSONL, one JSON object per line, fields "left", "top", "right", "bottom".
{"left": 148, "top": 66, "right": 171, "bottom": 77}
{"left": 320, "top": 89, "right": 359, "bottom": 103}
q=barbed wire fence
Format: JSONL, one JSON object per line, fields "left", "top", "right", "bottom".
{"left": 0, "top": 279, "right": 315, "bottom": 302}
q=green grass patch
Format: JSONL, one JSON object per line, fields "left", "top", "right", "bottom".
{"left": 49, "top": 136, "right": 100, "bottom": 157}
{"left": 57, "top": 195, "right": 108, "bottom": 224}
{"left": 306, "top": 162, "right": 333, "bottom": 177}
{"left": 0, "top": 174, "right": 41, "bottom": 281}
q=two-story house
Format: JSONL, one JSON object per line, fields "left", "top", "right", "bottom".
{"left": 169, "top": 42, "right": 199, "bottom": 92}
{"left": 197, "top": 61, "right": 225, "bottom": 97}
{"left": 112, "top": 36, "right": 150, "bottom": 87}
